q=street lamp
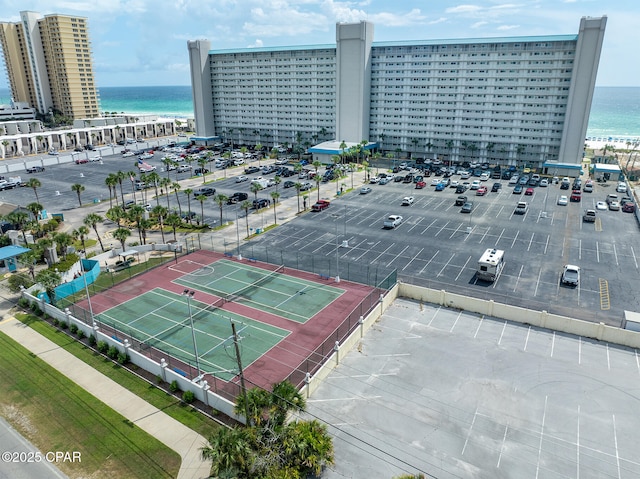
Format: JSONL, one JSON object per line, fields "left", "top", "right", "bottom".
{"left": 182, "top": 289, "right": 201, "bottom": 380}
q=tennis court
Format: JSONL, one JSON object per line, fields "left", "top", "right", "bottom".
{"left": 95, "top": 287, "right": 290, "bottom": 381}
{"left": 171, "top": 259, "right": 344, "bottom": 323}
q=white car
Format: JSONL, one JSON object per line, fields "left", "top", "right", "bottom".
{"left": 122, "top": 151, "right": 135, "bottom": 157}
{"left": 369, "top": 176, "right": 380, "bottom": 184}
{"left": 479, "top": 173, "right": 490, "bottom": 181}
{"left": 470, "top": 180, "right": 481, "bottom": 190}
{"left": 449, "top": 180, "right": 459, "bottom": 188}
{"left": 233, "top": 158, "right": 245, "bottom": 166}
{"left": 383, "top": 215, "right": 403, "bottom": 229}
{"left": 401, "top": 196, "right": 414, "bottom": 206}
{"left": 557, "top": 195, "right": 568, "bottom": 206}
{"left": 236, "top": 175, "right": 248, "bottom": 183}
{"left": 89, "top": 155, "right": 102, "bottom": 162}
{"left": 274, "top": 158, "right": 289, "bottom": 165}
{"left": 539, "top": 179, "right": 548, "bottom": 187}
{"left": 561, "top": 264, "right": 580, "bottom": 286}
{"left": 596, "top": 201, "right": 607, "bottom": 210}
{"left": 609, "top": 200, "right": 620, "bottom": 211}
{"left": 431, "top": 178, "right": 441, "bottom": 186}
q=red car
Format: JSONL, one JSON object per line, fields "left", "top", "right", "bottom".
{"left": 476, "top": 186, "right": 487, "bottom": 196}
{"left": 75, "top": 158, "right": 88, "bottom": 164}
{"left": 311, "top": 199, "right": 330, "bottom": 212}
{"left": 622, "top": 202, "right": 636, "bottom": 213}
{"left": 570, "top": 190, "right": 581, "bottom": 202}
{"left": 525, "top": 187, "right": 534, "bottom": 196}
{"left": 415, "top": 181, "right": 426, "bottom": 189}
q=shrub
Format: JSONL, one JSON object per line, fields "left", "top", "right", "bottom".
{"left": 182, "top": 390, "right": 195, "bottom": 404}
{"left": 69, "top": 323, "right": 78, "bottom": 334}
{"left": 52, "top": 318, "right": 59, "bottom": 327}
{"left": 117, "top": 352, "right": 129, "bottom": 364}
{"left": 17, "top": 298, "right": 29, "bottom": 308}
{"left": 169, "top": 380, "right": 179, "bottom": 393}
{"left": 77, "top": 329, "right": 86, "bottom": 340}
{"left": 107, "top": 345, "right": 119, "bottom": 360}
{"left": 155, "top": 375, "right": 163, "bottom": 385}
{"left": 88, "top": 334, "right": 97, "bottom": 346}
{"left": 97, "top": 341, "right": 109, "bottom": 354}
{"left": 52, "top": 253, "right": 79, "bottom": 273}
{"left": 7, "top": 274, "right": 34, "bottom": 293}
{"left": 59, "top": 321, "right": 68, "bottom": 330}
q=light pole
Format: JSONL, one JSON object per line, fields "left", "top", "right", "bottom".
{"left": 81, "top": 260, "right": 96, "bottom": 328}
{"left": 236, "top": 208, "right": 242, "bottom": 259}
{"left": 182, "top": 289, "right": 201, "bottom": 380}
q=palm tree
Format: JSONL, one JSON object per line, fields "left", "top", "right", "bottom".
{"left": 200, "top": 427, "right": 253, "bottom": 477}
{"left": 6, "top": 210, "right": 29, "bottom": 244}
{"left": 112, "top": 227, "right": 131, "bottom": 251}
{"left": 161, "top": 156, "right": 175, "bottom": 180}
{"left": 127, "top": 205, "right": 146, "bottom": 243}
{"left": 26, "top": 202, "right": 43, "bottom": 221}
{"left": 104, "top": 173, "right": 118, "bottom": 208}
{"left": 106, "top": 205, "right": 126, "bottom": 228}
{"left": 241, "top": 200, "right": 251, "bottom": 238}
{"left": 53, "top": 231, "right": 74, "bottom": 259}
{"left": 214, "top": 193, "right": 228, "bottom": 227}
{"left": 314, "top": 173, "right": 322, "bottom": 202}
{"left": 126, "top": 170, "right": 138, "bottom": 202}
{"left": 159, "top": 177, "right": 171, "bottom": 209}
{"left": 250, "top": 182, "right": 263, "bottom": 201}
{"left": 72, "top": 225, "right": 90, "bottom": 253}
{"left": 26, "top": 178, "right": 42, "bottom": 204}
{"left": 222, "top": 151, "right": 232, "bottom": 178}
{"left": 184, "top": 188, "right": 193, "bottom": 224}
{"left": 272, "top": 175, "right": 282, "bottom": 195}
{"left": 83, "top": 213, "right": 105, "bottom": 251}
{"left": 71, "top": 183, "right": 85, "bottom": 207}
{"left": 270, "top": 191, "right": 280, "bottom": 224}
{"left": 170, "top": 182, "right": 182, "bottom": 215}
{"left": 339, "top": 140, "right": 348, "bottom": 164}
{"left": 138, "top": 217, "right": 153, "bottom": 245}
{"left": 294, "top": 182, "right": 302, "bottom": 213}
{"left": 151, "top": 205, "right": 167, "bottom": 244}
{"left": 147, "top": 171, "right": 161, "bottom": 206}
{"left": 196, "top": 194, "right": 207, "bottom": 225}
{"left": 116, "top": 170, "right": 127, "bottom": 205}
{"left": 35, "top": 269, "right": 61, "bottom": 305}
{"left": 197, "top": 157, "right": 208, "bottom": 183}
{"left": 165, "top": 213, "right": 182, "bottom": 240}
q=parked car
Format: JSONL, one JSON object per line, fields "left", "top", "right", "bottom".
{"left": 595, "top": 201, "right": 607, "bottom": 210}
{"left": 609, "top": 200, "right": 620, "bottom": 211}
{"left": 622, "top": 202, "right": 636, "bottom": 213}
{"left": 89, "top": 155, "right": 102, "bottom": 162}
{"left": 456, "top": 184, "right": 468, "bottom": 194}
{"left": 299, "top": 182, "right": 313, "bottom": 191}
{"left": 252, "top": 198, "right": 270, "bottom": 209}
{"left": 360, "top": 186, "right": 372, "bottom": 195}
{"left": 525, "top": 187, "right": 534, "bottom": 196}
{"left": 235, "top": 175, "right": 249, "bottom": 183}
{"left": 455, "top": 195, "right": 467, "bottom": 206}
{"left": 561, "top": 264, "right": 580, "bottom": 286}
{"left": 435, "top": 182, "right": 446, "bottom": 191}
{"left": 557, "top": 195, "right": 568, "bottom": 206}
{"left": 570, "top": 190, "right": 581, "bottom": 202}
{"left": 539, "top": 178, "right": 549, "bottom": 187}
{"left": 383, "top": 215, "right": 403, "bottom": 229}
{"left": 283, "top": 180, "right": 296, "bottom": 188}
{"left": 512, "top": 185, "right": 523, "bottom": 194}
{"left": 476, "top": 186, "right": 487, "bottom": 196}
{"left": 26, "top": 166, "right": 45, "bottom": 173}
{"left": 583, "top": 209, "right": 597, "bottom": 222}
{"left": 75, "top": 158, "right": 88, "bottom": 164}
{"left": 225, "top": 192, "right": 247, "bottom": 204}
{"left": 194, "top": 168, "right": 209, "bottom": 175}
{"left": 193, "top": 187, "right": 216, "bottom": 197}
{"left": 245, "top": 166, "right": 260, "bottom": 174}
{"left": 401, "top": 196, "right": 414, "bottom": 206}
{"left": 312, "top": 200, "right": 331, "bottom": 212}
{"left": 514, "top": 201, "right": 528, "bottom": 214}
{"left": 415, "top": 181, "right": 426, "bottom": 189}
{"left": 460, "top": 202, "right": 474, "bottom": 213}
{"left": 491, "top": 182, "right": 501, "bottom": 192}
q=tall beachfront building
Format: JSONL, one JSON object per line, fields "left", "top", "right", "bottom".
{"left": 0, "top": 11, "right": 100, "bottom": 120}
{"left": 189, "top": 16, "right": 606, "bottom": 167}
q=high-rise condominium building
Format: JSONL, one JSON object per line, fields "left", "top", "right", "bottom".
{"left": 0, "top": 11, "right": 100, "bottom": 120}
{"left": 189, "top": 16, "right": 606, "bottom": 167}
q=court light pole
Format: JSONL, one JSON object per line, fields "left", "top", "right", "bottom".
{"left": 182, "top": 289, "right": 201, "bottom": 380}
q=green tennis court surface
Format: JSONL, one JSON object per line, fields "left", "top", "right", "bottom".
{"left": 95, "top": 288, "right": 289, "bottom": 381}
{"left": 173, "top": 259, "right": 344, "bottom": 323}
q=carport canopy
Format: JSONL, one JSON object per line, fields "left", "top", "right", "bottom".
{"left": 119, "top": 249, "right": 138, "bottom": 257}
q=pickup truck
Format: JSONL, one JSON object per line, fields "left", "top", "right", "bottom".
{"left": 583, "top": 209, "right": 596, "bottom": 222}
{"left": 383, "top": 215, "right": 403, "bottom": 229}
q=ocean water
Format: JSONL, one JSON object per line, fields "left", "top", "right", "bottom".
{"left": 0, "top": 85, "right": 638, "bottom": 139}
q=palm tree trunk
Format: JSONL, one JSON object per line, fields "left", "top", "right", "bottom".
{"left": 92, "top": 225, "right": 105, "bottom": 251}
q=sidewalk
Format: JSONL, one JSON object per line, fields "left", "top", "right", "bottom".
{"left": 0, "top": 316, "right": 212, "bottom": 479}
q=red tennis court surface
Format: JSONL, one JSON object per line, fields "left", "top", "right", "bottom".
{"left": 81, "top": 249, "right": 385, "bottom": 402}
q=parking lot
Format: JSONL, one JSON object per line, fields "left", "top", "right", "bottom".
{"left": 306, "top": 298, "right": 640, "bottom": 479}
{"left": 253, "top": 170, "right": 640, "bottom": 325}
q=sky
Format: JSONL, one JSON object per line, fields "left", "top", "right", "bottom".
{"left": 0, "top": 0, "right": 636, "bottom": 88}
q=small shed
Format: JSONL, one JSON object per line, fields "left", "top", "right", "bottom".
{"left": 592, "top": 163, "right": 622, "bottom": 181}
{"left": 541, "top": 161, "right": 583, "bottom": 178}
{"left": 0, "top": 245, "right": 30, "bottom": 273}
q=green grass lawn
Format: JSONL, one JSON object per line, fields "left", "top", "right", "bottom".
{"left": 16, "top": 313, "right": 222, "bottom": 439}
{"left": 0, "top": 328, "right": 180, "bottom": 479}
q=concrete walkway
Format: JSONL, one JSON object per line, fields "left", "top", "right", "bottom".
{"left": 0, "top": 316, "right": 212, "bottom": 479}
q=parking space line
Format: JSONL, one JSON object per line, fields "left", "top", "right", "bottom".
{"left": 498, "top": 321, "right": 507, "bottom": 345}
{"left": 631, "top": 246, "right": 638, "bottom": 269}
{"left": 613, "top": 243, "right": 618, "bottom": 265}
{"left": 527, "top": 232, "right": 535, "bottom": 251}
{"left": 437, "top": 253, "right": 456, "bottom": 277}
{"left": 533, "top": 268, "right": 543, "bottom": 296}
{"left": 369, "top": 244, "right": 396, "bottom": 264}
{"left": 551, "top": 332, "right": 556, "bottom": 357}
{"left": 428, "top": 306, "right": 440, "bottom": 326}
{"left": 535, "top": 396, "right": 548, "bottom": 479}
{"left": 595, "top": 217, "right": 602, "bottom": 231}
{"left": 386, "top": 245, "right": 409, "bottom": 268}
{"left": 636, "top": 350, "right": 640, "bottom": 376}
{"left": 353, "top": 241, "right": 379, "bottom": 261}
{"left": 612, "top": 414, "right": 621, "bottom": 479}
{"left": 450, "top": 311, "right": 462, "bottom": 333}
{"left": 511, "top": 230, "right": 519, "bottom": 248}
{"left": 513, "top": 264, "right": 524, "bottom": 292}
{"left": 596, "top": 241, "right": 600, "bottom": 262}
{"left": 577, "top": 405, "right": 581, "bottom": 477}
{"left": 402, "top": 247, "right": 424, "bottom": 271}
{"left": 455, "top": 256, "right": 472, "bottom": 281}
{"left": 418, "top": 250, "right": 439, "bottom": 275}
{"left": 544, "top": 235, "right": 550, "bottom": 255}
{"left": 607, "top": 343, "right": 611, "bottom": 371}
{"left": 479, "top": 226, "right": 490, "bottom": 243}
{"left": 406, "top": 217, "right": 423, "bottom": 233}
{"left": 579, "top": 239, "right": 582, "bottom": 260}
{"left": 474, "top": 315, "right": 484, "bottom": 338}
{"left": 495, "top": 205, "right": 505, "bottom": 218}
{"left": 497, "top": 423, "right": 509, "bottom": 468}
{"left": 463, "top": 225, "right": 476, "bottom": 241}
{"left": 524, "top": 325, "right": 531, "bottom": 351}
{"left": 495, "top": 227, "right": 505, "bottom": 245}
{"left": 599, "top": 278, "right": 610, "bottom": 310}
{"left": 434, "top": 221, "right": 450, "bottom": 237}
{"left": 449, "top": 222, "right": 464, "bottom": 239}
{"left": 461, "top": 407, "right": 478, "bottom": 455}
{"left": 420, "top": 218, "right": 438, "bottom": 235}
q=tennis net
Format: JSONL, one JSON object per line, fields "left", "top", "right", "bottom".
{"left": 226, "top": 265, "right": 284, "bottom": 303}
{"left": 141, "top": 318, "right": 190, "bottom": 350}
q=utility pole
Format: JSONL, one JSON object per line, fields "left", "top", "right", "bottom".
{"left": 232, "top": 322, "right": 249, "bottom": 424}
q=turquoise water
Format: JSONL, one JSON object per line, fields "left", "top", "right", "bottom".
{"left": 0, "top": 85, "right": 638, "bottom": 138}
